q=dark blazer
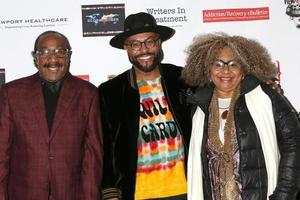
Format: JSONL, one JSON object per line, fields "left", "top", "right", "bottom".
{"left": 98, "top": 64, "right": 193, "bottom": 199}
{"left": 0, "top": 72, "right": 103, "bottom": 200}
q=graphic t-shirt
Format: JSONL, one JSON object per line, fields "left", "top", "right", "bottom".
{"left": 135, "top": 76, "right": 187, "bottom": 200}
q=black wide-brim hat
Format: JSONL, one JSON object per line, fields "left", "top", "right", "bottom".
{"left": 110, "top": 12, "right": 175, "bottom": 49}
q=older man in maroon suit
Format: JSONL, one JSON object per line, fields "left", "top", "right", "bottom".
{"left": 0, "top": 31, "right": 103, "bottom": 200}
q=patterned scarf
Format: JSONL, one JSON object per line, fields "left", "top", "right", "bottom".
{"left": 208, "top": 85, "right": 240, "bottom": 200}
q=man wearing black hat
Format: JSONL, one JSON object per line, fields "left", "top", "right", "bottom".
{"left": 98, "top": 12, "right": 192, "bottom": 200}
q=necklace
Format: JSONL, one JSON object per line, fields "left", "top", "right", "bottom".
{"left": 218, "top": 98, "right": 230, "bottom": 120}
{"left": 219, "top": 106, "right": 229, "bottom": 120}
{"left": 221, "top": 110, "right": 228, "bottom": 119}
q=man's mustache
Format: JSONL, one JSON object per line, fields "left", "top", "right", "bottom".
{"left": 43, "top": 62, "right": 63, "bottom": 68}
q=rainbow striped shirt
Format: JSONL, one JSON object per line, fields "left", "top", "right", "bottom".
{"left": 135, "top": 76, "right": 187, "bottom": 199}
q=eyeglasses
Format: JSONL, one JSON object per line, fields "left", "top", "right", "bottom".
{"left": 33, "top": 49, "right": 71, "bottom": 58}
{"left": 125, "top": 38, "right": 160, "bottom": 51}
{"left": 212, "top": 59, "right": 241, "bottom": 71}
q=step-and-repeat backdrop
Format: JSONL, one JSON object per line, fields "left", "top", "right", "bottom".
{"left": 1, "top": 0, "right": 300, "bottom": 111}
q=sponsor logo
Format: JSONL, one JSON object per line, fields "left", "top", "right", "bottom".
{"left": 203, "top": 7, "right": 269, "bottom": 23}
{"left": 284, "top": 0, "right": 300, "bottom": 28}
{"left": 0, "top": 68, "right": 5, "bottom": 86}
{"left": 107, "top": 74, "right": 116, "bottom": 80}
{"left": 0, "top": 17, "right": 68, "bottom": 29}
{"left": 276, "top": 60, "right": 281, "bottom": 84}
{"left": 81, "top": 4, "right": 125, "bottom": 37}
{"left": 86, "top": 13, "right": 119, "bottom": 25}
{"left": 76, "top": 74, "right": 89, "bottom": 82}
{"left": 146, "top": 7, "right": 188, "bottom": 27}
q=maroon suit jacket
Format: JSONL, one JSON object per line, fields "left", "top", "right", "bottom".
{"left": 0, "top": 72, "right": 103, "bottom": 200}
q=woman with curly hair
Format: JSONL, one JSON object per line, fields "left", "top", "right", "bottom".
{"left": 181, "top": 32, "right": 300, "bottom": 200}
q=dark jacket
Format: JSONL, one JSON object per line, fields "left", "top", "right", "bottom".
{"left": 187, "top": 75, "right": 300, "bottom": 200}
{"left": 98, "top": 64, "right": 193, "bottom": 199}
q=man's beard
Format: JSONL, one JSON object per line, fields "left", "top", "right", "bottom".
{"left": 129, "top": 49, "right": 163, "bottom": 73}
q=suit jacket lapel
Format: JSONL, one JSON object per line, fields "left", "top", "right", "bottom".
{"left": 30, "top": 73, "right": 50, "bottom": 143}
{"left": 50, "top": 74, "right": 77, "bottom": 140}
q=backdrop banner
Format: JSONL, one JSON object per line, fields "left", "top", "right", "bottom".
{"left": 1, "top": 0, "right": 299, "bottom": 111}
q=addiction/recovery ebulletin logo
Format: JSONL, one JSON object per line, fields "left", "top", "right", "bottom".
{"left": 203, "top": 7, "right": 269, "bottom": 23}
{"left": 285, "top": 0, "right": 300, "bottom": 28}
{"left": 81, "top": 4, "right": 125, "bottom": 37}
{"left": 0, "top": 68, "right": 5, "bottom": 86}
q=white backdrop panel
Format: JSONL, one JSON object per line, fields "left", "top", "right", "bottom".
{"left": 1, "top": 0, "right": 299, "bottom": 111}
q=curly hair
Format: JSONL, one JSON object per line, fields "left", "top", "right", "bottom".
{"left": 181, "top": 32, "right": 277, "bottom": 86}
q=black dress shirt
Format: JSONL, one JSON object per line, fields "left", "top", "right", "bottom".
{"left": 41, "top": 79, "right": 62, "bottom": 132}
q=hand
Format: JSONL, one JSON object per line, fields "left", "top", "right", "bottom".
{"left": 265, "top": 79, "right": 283, "bottom": 94}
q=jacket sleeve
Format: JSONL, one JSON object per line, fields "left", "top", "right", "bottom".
{"left": 268, "top": 88, "right": 300, "bottom": 200}
{"left": 80, "top": 90, "right": 104, "bottom": 200}
{"left": 0, "top": 87, "right": 10, "bottom": 200}
{"left": 98, "top": 85, "right": 122, "bottom": 200}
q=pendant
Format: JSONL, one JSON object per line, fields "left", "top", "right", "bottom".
{"left": 221, "top": 110, "right": 228, "bottom": 119}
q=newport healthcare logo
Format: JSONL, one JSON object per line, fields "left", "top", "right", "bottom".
{"left": 285, "top": 0, "right": 300, "bottom": 28}
{"left": 81, "top": 4, "right": 125, "bottom": 37}
{"left": 0, "top": 17, "right": 68, "bottom": 29}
